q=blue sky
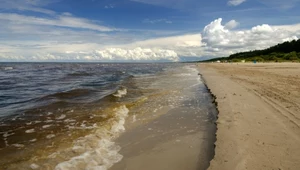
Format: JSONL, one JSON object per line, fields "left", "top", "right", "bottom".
{"left": 0, "top": 0, "right": 300, "bottom": 61}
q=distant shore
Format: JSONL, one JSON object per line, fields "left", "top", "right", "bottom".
{"left": 198, "top": 63, "right": 300, "bottom": 170}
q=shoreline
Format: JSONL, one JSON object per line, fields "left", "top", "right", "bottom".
{"left": 198, "top": 63, "right": 300, "bottom": 170}
{"left": 110, "top": 65, "right": 217, "bottom": 170}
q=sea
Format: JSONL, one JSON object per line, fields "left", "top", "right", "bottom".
{"left": 0, "top": 63, "right": 217, "bottom": 170}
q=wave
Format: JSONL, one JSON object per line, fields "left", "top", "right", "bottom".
{"left": 113, "top": 86, "right": 127, "bottom": 98}
{"left": 2, "top": 66, "right": 14, "bottom": 70}
{"left": 67, "top": 72, "right": 94, "bottom": 77}
{"left": 54, "top": 105, "right": 129, "bottom": 170}
{"left": 39, "top": 89, "right": 95, "bottom": 100}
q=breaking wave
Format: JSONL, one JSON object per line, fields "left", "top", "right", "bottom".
{"left": 113, "top": 86, "right": 127, "bottom": 98}
{"left": 53, "top": 105, "right": 129, "bottom": 170}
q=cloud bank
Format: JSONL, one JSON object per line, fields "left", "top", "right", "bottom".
{"left": 202, "top": 18, "right": 300, "bottom": 56}
{"left": 0, "top": 48, "right": 179, "bottom": 62}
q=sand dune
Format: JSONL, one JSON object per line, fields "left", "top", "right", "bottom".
{"left": 198, "top": 63, "right": 300, "bottom": 170}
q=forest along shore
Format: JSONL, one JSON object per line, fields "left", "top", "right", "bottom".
{"left": 198, "top": 63, "right": 300, "bottom": 170}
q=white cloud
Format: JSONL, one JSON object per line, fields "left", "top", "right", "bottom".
{"left": 228, "top": 0, "right": 246, "bottom": 6}
{"left": 143, "top": 19, "right": 172, "bottom": 24}
{"left": 121, "top": 34, "right": 203, "bottom": 57}
{"left": 0, "top": 34, "right": 199, "bottom": 61}
{"left": 273, "top": 23, "right": 300, "bottom": 32}
{"left": 0, "top": 48, "right": 179, "bottom": 62}
{"left": 0, "top": 0, "right": 56, "bottom": 15}
{"left": 0, "top": 13, "right": 114, "bottom": 32}
{"left": 105, "top": 4, "right": 115, "bottom": 9}
{"left": 93, "top": 48, "right": 179, "bottom": 61}
{"left": 202, "top": 18, "right": 300, "bottom": 56}
{"left": 128, "top": 34, "right": 202, "bottom": 48}
{"left": 224, "top": 20, "right": 239, "bottom": 29}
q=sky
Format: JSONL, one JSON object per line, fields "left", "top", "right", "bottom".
{"left": 0, "top": 0, "right": 300, "bottom": 62}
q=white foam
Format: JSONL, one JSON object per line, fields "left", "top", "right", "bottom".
{"left": 46, "top": 134, "right": 56, "bottom": 139}
{"left": 12, "top": 144, "right": 25, "bottom": 148}
{"left": 56, "top": 114, "right": 66, "bottom": 120}
{"left": 42, "top": 125, "right": 52, "bottom": 129}
{"left": 45, "top": 120, "right": 54, "bottom": 123}
{"left": 48, "top": 152, "right": 59, "bottom": 159}
{"left": 64, "top": 119, "right": 76, "bottom": 123}
{"left": 30, "top": 163, "right": 40, "bottom": 169}
{"left": 3, "top": 132, "right": 14, "bottom": 138}
{"left": 113, "top": 87, "right": 127, "bottom": 98}
{"left": 55, "top": 105, "right": 129, "bottom": 170}
{"left": 25, "top": 129, "right": 35, "bottom": 133}
{"left": 30, "top": 139, "right": 37, "bottom": 142}
{"left": 176, "top": 73, "right": 192, "bottom": 77}
{"left": 26, "top": 122, "right": 33, "bottom": 125}
{"left": 4, "top": 67, "right": 13, "bottom": 70}
{"left": 80, "top": 123, "right": 97, "bottom": 129}
{"left": 132, "top": 115, "right": 136, "bottom": 123}
{"left": 66, "top": 123, "right": 97, "bottom": 130}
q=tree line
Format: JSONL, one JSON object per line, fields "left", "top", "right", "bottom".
{"left": 202, "top": 39, "right": 300, "bottom": 62}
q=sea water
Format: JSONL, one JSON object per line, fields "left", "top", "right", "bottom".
{"left": 0, "top": 63, "right": 217, "bottom": 170}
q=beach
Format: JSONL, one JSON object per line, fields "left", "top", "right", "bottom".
{"left": 2, "top": 62, "right": 300, "bottom": 170}
{"left": 198, "top": 63, "right": 300, "bottom": 170}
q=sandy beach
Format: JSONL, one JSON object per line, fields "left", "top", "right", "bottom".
{"left": 198, "top": 63, "right": 300, "bottom": 170}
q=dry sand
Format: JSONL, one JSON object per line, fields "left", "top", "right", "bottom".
{"left": 198, "top": 63, "right": 300, "bottom": 170}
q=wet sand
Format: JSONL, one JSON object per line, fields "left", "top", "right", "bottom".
{"left": 110, "top": 108, "right": 215, "bottom": 170}
{"left": 110, "top": 65, "right": 217, "bottom": 170}
{"left": 198, "top": 63, "right": 300, "bottom": 170}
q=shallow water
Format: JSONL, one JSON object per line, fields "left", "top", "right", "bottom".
{"left": 0, "top": 63, "right": 217, "bottom": 170}
{"left": 111, "top": 64, "right": 217, "bottom": 170}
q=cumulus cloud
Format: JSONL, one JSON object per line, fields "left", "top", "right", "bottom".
{"left": 93, "top": 48, "right": 178, "bottom": 61}
{"left": 224, "top": 20, "right": 239, "bottom": 29}
{"left": 123, "top": 34, "right": 203, "bottom": 57}
{"left": 128, "top": 34, "right": 202, "bottom": 48}
{"left": 202, "top": 18, "right": 300, "bottom": 56}
{"left": 228, "top": 0, "right": 246, "bottom": 6}
{"left": 0, "top": 33, "right": 201, "bottom": 61}
{"left": 0, "top": 48, "right": 179, "bottom": 62}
